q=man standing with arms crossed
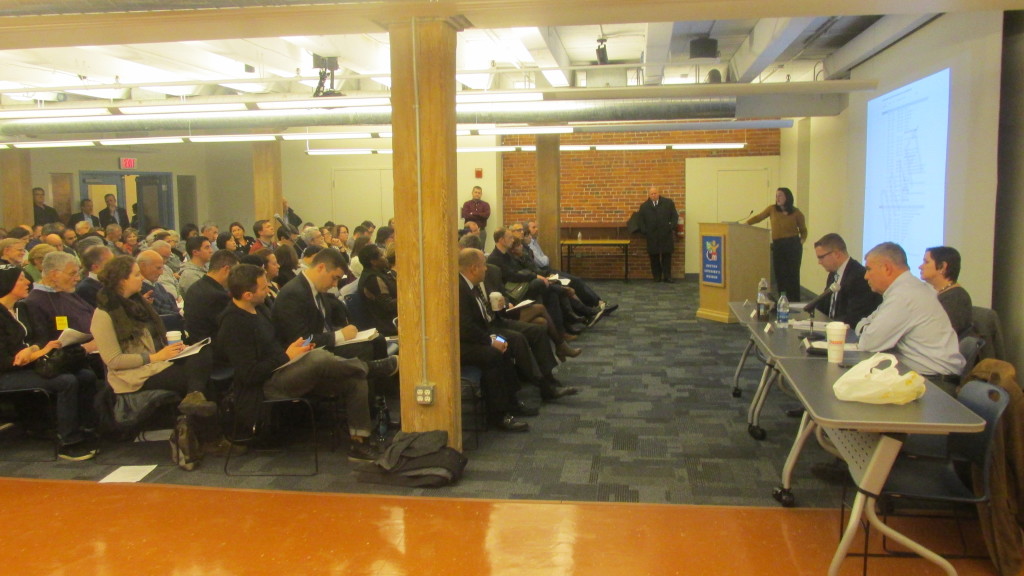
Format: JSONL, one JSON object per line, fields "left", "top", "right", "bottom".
{"left": 462, "top": 186, "right": 491, "bottom": 250}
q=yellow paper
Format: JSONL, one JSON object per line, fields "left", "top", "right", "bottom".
{"left": 55, "top": 316, "right": 69, "bottom": 331}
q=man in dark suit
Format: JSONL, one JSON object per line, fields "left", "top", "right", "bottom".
{"left": 812, "top": 233, "right": 882, "bottom": 327}
{"left": 271, "top": 248, "right": 396, "bottom": 378}
{"left": 98, "top": 193, "right": 129, "bottom": 229}
{"left": 638, "top": 186, "right": 679, "bottom": 283}
{"left": 32, "top": 187, "right": 60, "bottom": 226}
{"left": 67, "top": 198, "right": 101, "bottom": 230}
{"left": 183, "top": 249, "right": 239, "bottom": 343}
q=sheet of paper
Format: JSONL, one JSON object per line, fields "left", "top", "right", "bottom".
{"left": 170, "top": 337, "right": 210, "bottom": 361}
{"left": 99, "top": 465, "right": 157, "bottom": 483}
{"left": 506, "top": 299, "right": 535, "bottom": 312}
{"left": 58, "top": 328, "right": 93, "bottom": 347}
{"left": 335, "top": 328, "right": 379, "bottom": 346}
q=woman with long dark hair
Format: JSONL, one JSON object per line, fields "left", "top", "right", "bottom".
{"left": 746, "top": 187, "right": 807, "bottom": 301}
{"left": 90, "top": 256, "right": 217, "bottom": 464}
{"left": 273, "top": 244, "right": 299, "bottom": 287}
{"left": 229, "top": 221, "right": 255, "bottom": 256}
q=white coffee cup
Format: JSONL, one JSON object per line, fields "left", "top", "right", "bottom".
{"left": 488, "top": 291, "right": 505, "bottom": 311}
{"left": 825, "top": 322, "right": 848, "bottom": 364}
{"left": 166, "top": 331, "right": 182, "bottom": 345}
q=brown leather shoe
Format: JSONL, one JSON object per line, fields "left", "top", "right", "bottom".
{"left": 563, "top": 333, "right": 578, "bottom": 342}
{"left": 556, "top": 342, "right": 582, "bottom": 362}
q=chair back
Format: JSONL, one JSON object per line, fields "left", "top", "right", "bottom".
{"left": 972, "top": 306, "right": 1005, "bottom": 360}
{"left": 949, "top": 380, "right": 1009, "bottom": 485}
{"left": 343, "top": 292, "right": 376, "bottom": 331}
{"left": 958, "top": 335, "right": 985, "bottom": 382}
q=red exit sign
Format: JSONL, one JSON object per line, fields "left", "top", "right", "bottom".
{"left": 119, "top": 157, "right": 137, "bottom": 170}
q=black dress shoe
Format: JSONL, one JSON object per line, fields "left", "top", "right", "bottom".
{"left": 601, "top": 303, "right": 619, "bottom": 315}
{"left": 541, "top": 385, "right": 579, "bottom": 401}
{"left": 662, "top": 278, "right": 675, "bottom": 284}
{"left": 564, "top": 324, "right": 584, "bottom": 335}
{"left": 511, "top": 401, "right": 540, "bottom": 417}
{"left": 491, "top": 414, "right": 529, "bottom": 432}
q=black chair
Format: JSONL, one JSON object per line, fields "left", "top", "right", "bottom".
{"left": 224, "top": 394, "right": 343, "bottom": 477}
{"left": 0, "top": 387, "right": 59, "bottom": 461}
{"left": 972, "top": 306, "right": 1004, "bottom": 361}
{"left": 460, "top": 365, "right": 486, "bottom": 450}
{"left": 877, "top": 380, "right": 1009, "bottom": 558}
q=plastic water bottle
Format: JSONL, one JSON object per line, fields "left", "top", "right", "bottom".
{"left": 374, "top": 396, "right": 390, "bottom": 444}
{"left": 777, "top": 292, "right": 790, "bottom": 328}
{"left": 577, "top": 231, "right": 582, "bottom": 242}
{"left": 756, "top": 278, "right": 770, "bottom": 321}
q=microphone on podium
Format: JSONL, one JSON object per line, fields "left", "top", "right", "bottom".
{"left": 736, "top": 210, "right": 753, "bottom": 223}
{"left": 802, "top": 281, "right": 839, "bottom": 314}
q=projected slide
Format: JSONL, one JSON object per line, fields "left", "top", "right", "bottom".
{"left": 863, "top": 68, "right": 950, "bottom": 265}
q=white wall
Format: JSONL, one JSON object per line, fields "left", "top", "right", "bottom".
{"left": 791, "top": 11, "right": 1002, "bottom": 305}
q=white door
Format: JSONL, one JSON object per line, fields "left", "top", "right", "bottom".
{"left": 332, "top": 169, "right": 395, "bottom": 229}
{"left": 685, "top": 157, "right": 779, "bottom": 274}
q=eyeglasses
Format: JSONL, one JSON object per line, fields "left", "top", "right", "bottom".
{"left": 815, "top": 251, "right": 834, "bottom": 261}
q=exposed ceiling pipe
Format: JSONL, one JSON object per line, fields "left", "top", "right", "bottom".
{"left": 0, "top": 97, "right": 737, "bottom": 138}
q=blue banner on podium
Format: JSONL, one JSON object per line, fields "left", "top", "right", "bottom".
{"left": 701, "top": 235, "right": 724, "bottom": 286}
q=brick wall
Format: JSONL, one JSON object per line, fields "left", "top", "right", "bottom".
{"left": 502, "top": 128, "right": 780, "bottom": 279}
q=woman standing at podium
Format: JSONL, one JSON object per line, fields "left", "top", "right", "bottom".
{"left": 746, "top": 187, "right": 807, "bottom": 301}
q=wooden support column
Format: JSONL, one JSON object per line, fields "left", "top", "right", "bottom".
{"left": 536, "top": 134, "right": 562, "bottom": 260}
{"left": 252, "top": 141, "right": 283, "bottom": 223}
{"left": 389, "top": 18, "right": 462, "bottom": 448}
{"left": 1, "top": 149, "right": 33, "bottom": 227}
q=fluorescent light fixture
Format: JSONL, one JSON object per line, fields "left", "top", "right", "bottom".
{"left": 0, "top": 144, "right": 7, "bottom": 149}
{"left": 256, "top": 97, "right": 391, "bottom": 110}
{"left": 478, "top": 126, "right": 573, "bottom": 136}
{"left": 280, "top": 132, "right": 372, "bottom": 141}
{"left": 0, "top": 107, "right": 110, "bottom": 120}
{"left": 594, "top": 144, "right": 670, "bottom": 151}
{"left": 373, "top": 129, "right": 469, "bottom": 139}
{"left": 119, "top": 103, "right": 248, "bottom": 115}
{"left": 456, "top": 146, "right": 537, "bottom": 153}
{"left": 455, "top": 92, "right": 542, "bottom": 104}
{"left": 306, "top": 148, "right": 392, "bottom": 156}
{"left": 98, "top": 137, "right": 184, "bottom": 146}
{"left": 668, "top": 143, "right": 746, "bottom": 150}
{"left": 560, "top": 145, "right": 593, "bottom": 151}
{"left": 12, "top": 140, "right": 95, "bottom": 148}
{"left": 189, "top": 134, "right": 278, "bottom": 143}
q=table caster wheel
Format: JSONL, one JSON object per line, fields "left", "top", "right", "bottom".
{"left": 772, "top": 487, "right": 796, "bottom": 507}
{"left": 731, "top": 388, "right": 742, "bottom": 398}
{"left": 748, "top": 424, "right": 766, "bottom": 440}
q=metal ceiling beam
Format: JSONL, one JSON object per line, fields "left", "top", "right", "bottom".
{"left": 521, "top": 27, "right": 572, "bottom": 88}
{"left": 823, "top": 14, "right": 939, "bottom": 79}
{"left": 727, "top": 17, "right": 817, "bottom": 83}
{"left": 643, "top": 22, "right": 675, "bottom": 85}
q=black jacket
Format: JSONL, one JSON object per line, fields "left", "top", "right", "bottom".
{"left": 0, "top": 302, "right": 36, "bottom": 376}
{"left": 487, "top": 248, "right": 537, "bottom": 284}
{"left": 638, "top": 196, "right": 679, "bottom": 254}
{"left": 67, "top": 212, "right": 101, "bottom": 229}
{"left": 99, "top": 207, "right": 130, "bottom": 228}
{"left": 34, "top": 204, "right": 60, "bottom": 227}
{"left": 459, "top": 276, "right": 494, "bottom": 347}
{"left": 271, "top": 272, "right": 351, "bottom": 349}
{"left": 216, "top": 302, "right": 288, "bottom": 436}
{"left": 814, "top": 258, "right": 882, "bottom": 327}
{"left": 75, "top": 276, "right": 102, "bottom": 308}
{"left": 183, "top": 275, "right": 231, "bottom": 344}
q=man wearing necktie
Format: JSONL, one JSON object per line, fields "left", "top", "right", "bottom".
{"left": 638, "top": 186, "right": 679, "bottom": 283}
{"left": 272, "top": 249, "right": 397, "bottom": 379}
{"left": 811, "top": 233, "right": 881, "bottom": 327}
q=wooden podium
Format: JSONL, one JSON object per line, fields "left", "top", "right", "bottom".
{"left": 696, "top": 222, "right": 770, "bottom": 323}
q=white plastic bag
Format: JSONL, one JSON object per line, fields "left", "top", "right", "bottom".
{"left": 832, "top": 353, "right": 926, "bottom": 405}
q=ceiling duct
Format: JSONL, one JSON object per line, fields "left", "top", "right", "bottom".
{"left": 689, "top": 37, "right": 719, "bottom": 60}
{"left": 0, "top": 98, "right": 737, "bottom": 138}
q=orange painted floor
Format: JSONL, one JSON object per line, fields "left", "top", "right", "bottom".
{"left": 0, "top": 477, "right": 999, "bottom": 576}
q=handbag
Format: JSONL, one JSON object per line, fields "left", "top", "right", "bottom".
{"left": 832, "top": 352, "right": 926, "bottom": 405}
{"left": 33, "top": 344, "right": 89, "bottom": 379}
{"left": 504, "top": 282, "right": 530, "bottom": 302}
